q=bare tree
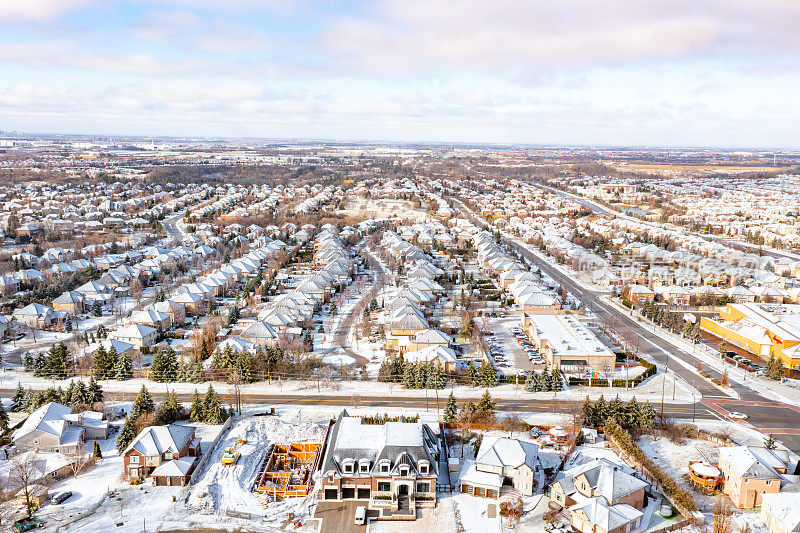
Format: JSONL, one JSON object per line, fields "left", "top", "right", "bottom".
{"left": 65, "top": 445, "right": 94, "bottom": 478}
{"left": 10, "top": 456, "right": 43, "bottom": 518}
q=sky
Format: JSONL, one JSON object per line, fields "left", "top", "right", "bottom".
{"left": 1, "top": 0, "right": 799, "bottom": 148}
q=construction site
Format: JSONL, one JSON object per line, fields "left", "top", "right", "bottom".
{"left": 251, "top": 442, "right": 322, "bottom": 501}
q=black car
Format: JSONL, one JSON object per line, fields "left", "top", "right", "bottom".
{"left": 52, "top": 491, "right": 73, "bottom": 505}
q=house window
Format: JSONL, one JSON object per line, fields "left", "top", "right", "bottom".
{"left": 416, "top": 482, "right": 429, "bottom": 493}
{"left": 378, "top": 482, "right": 391, "bottom": 492}
{"left": 360, "top": 463, "right": 369, "bottom": 473}
{"left": 399, "top": 467, "right": 409, "bottom": 476}
{"left": 419, "top": 463, "right": 429, "bottom": 474}
{"left": 344, "top": 462, "right": 354, "bottom": 474}
{"left": 129, "top": 455, "right": 139, "bottom": 463}
{"left": 164, "top": 452, "right": 173, "bottom": 461}
{"left": 380, "top": 463, "right": 389, "bottom": 473}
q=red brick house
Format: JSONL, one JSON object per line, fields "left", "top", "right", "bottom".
{"left": 122, "top": 424, "right": 201, "bottom": 485}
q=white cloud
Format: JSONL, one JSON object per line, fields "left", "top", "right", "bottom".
{"left": 0, "top": 0, "right": 94, "bottom": 21}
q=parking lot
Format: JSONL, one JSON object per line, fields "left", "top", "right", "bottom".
{"left": 487, "top": 317, "right": 537, "bottom": 374}
{"left": 315, "top": 501, "right": 380, "bottom": 533}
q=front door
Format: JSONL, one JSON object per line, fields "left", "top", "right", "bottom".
{"left": 397, "top": 484, "right": 409, "bottom": 510}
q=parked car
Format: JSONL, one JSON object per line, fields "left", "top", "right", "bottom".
{"left": 52, "top": 491, "right": 73, "bottom": 505}
{"left": 728, "top": 412, "right": 748, "bottom": 420}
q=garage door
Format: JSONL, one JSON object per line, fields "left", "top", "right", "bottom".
{"left": 342, "top": 488, "right": 355, "bottom": 499}
{"left": 155, "top": 476, "right": 168, "bottom": 486}
{"left": 487, "top": 489, "right": 497, "bottom": 498}
{"left": 461, "top": 484, "right": 469, "bottom": 494}
{"left": 357, "top": 488, "right": 370, "bottom": 499}
{"left": 324, "top": 489, "right": 338, "bottom": 500}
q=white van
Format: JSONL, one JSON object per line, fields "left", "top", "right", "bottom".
{"left": 354, "top": 505, "right": 366, "bottom": 525}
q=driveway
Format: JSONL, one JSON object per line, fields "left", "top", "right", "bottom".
{"left": 315, "top": 501, "right": 379, "bottom": 533}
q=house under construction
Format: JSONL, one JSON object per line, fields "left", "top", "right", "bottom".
{"left": 252, "top": 442, "right": 321, "bottom": 500}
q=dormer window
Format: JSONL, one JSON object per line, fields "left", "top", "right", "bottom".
{"left": 419, "top": 461, "right": 429, "bottom": 475}
{"left": 380, "top": 461, "right": 390, "bottom": 473}
{"left": 343, "top": 460, "right": 355, "bottom": 474}
{"left": 399, "top": 467, "right": 409, "bottom": 477}
{"left": 359, "top": 460, "right": 370, "bottom": 473}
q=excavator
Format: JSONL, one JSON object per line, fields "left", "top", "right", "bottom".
{"left": 221, "top": 439, "right": 247, "bottom": 465}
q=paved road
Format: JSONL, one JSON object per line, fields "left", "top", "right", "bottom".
{"left": 450, "top": 198, "right": 800, "bottom": 451}
{"left": 0, "top": 387, "right": 716, "bottom": 421}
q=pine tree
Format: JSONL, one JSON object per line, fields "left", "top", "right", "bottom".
{"left": 480, "top": 361, "right": 498, "bottom": 387}
{"left": 524, "top": 372, "right": 537, "bottom": 392}
{"left": 624, "top": 398, "right": 641, "bottom": 429}
{"left": 46, "top": 342, "right": 68, "bottom": 378}
{"left": 402, "top": 364, "right": 416, "bottom": 389}
{"left": 114, "top": 353, "right": 132, "bottom": 380}
{"left": 93, "top": 441, "right": 103, "bottom": 459}
{"left": 551, "top": 369, "right": 563, "bottom": 391}
{"left": 93, "top": 346, "right": 110, "bottom": 380}
{"left": 426, "top": 366, "right": 445, "bottom": 389}
{"left": 88, "top": 377, "right": 103, "bottom": 404}
{"left": 581, "top": 396, "right": 594, "bottom": 426}
{"left": 477, "top": 390, "right": 495, "bottom": 412}
{"left": 131, "top": 384, "right": 154, "bottom": 419}
{"left": 203, "top": 385, "right": 225, "bottom": 424}
{"left": 639, "top": 402, "right": 657, "bottom": 429}
{"left": 116, "top": 415, "right": 136, "bottom": 454}
{"left": 608, "top": 395, "right": 624, "bottom": 422}
{"left": 541, "top": 368, "right": 552, "bottom": 390}
{"left": 11, "top": 383, "right": 26, "bottom": 412}
{"left": 150, "top": 348, "right": 178, "bottom": 382}
{"left": 594, "top": 395, "right": 608, "bottom": 427}
{"left": 443, "top": 392, "right": 458, "bottom": 422}
{"left": 0, "top": 401, "right": 9, "bottom": 434}
{"left": 65, "top": 381, "right": 77, "bottom": 406}
{"left": 467, "top": 362, "right": 479, "bottom": 387}
{"left": 189, "top": 390, "right": 203, "bottom": 422}
{"left": 235, "top": 352, "right": 252, "bottom": 384}
{"left": 157, "top": 391, "right": 182, "bottom": 425}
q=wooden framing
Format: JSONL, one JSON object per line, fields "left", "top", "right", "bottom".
{"left": 252, "top": 442, "right": 321, "bottom": 500}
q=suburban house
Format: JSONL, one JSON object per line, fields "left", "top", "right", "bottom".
{"left": 622, "top": 284, "right": 655, "bottom": 305}
{"left": 111, "top": 323, "right": 158, "bottom": 348}
{"left": 52, "top": 290, "right": 86, "bottom": 315}
{"left": 718, "top": 446, "right": 795, "bottom": 508}
{"left": 459, "top": 437, "right": 539, "bottom": 498}
{"left": 551, "top": 458, "right": 648, "bottom": 533}
{"left": 318, "top": 410, "right": 442, "bottom": 518}
{"left": 122, "top": 424, "right": 201, "bottom": 485}
{"left": 12, "top": 402, "right": 108, "bottom": 454}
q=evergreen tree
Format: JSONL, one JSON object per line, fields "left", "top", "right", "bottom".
{"left": 88, "top": 377, "right": 103, "bottom": 404}
{"left": 0, "top": 401, "right": 9, "bottom": 434}
{"left": 608, "top": 395, "right": 624, "bottom": 423}
{"left": 46, "top": 342, "right": 69, "bottom": 378}
{"left": 157, "top": 391, "right": 182, "bottom": 425}
{"left": 402, "top": 364, "right": 416, "bottom": 389}
{"left": 443, "top": 392, "right": 458, "bottom": 422}
{"left": 33, "top": 353, "right": 46, "bottom": 377}
{"left": 426, "top": 365, "right": 445, "bottom": 389}
{"left": 551, "top": 369, "right": 563, "bottom": 391}
{"left": 189, "top": 390, "right": 203, "bottom": 422}
{"left": 541, "top": 368, "right": 552, "bottom": 391}
{"left": 65, "top": 381, "right": 77, "bottom": 406}
{"left": 594, "top": 395, "right": 608, "bottom": 427}
{"left": 764, "top": 434, "right": 777, "bottom": 450}
{"left": 479, "top": 361, "right": 498, "bottom": 387}
{"left": 150, "top": 348, "right": 178, "bottom": 382}
{"left": 93, "top": 346, "right": 111, "bottom": 380}
{"left": 93, "top": 441, "right": 103, "bottom": 459}
{"left": 477, "top": 390, "right": 495, "bottom": 412}
{"left": 116, "top": 415, "right": 136, "bottom": 454}
{"left": 581, "top": 396, "right": 594, "bottom": 426}
{"left": 624, "top": 398, "right": 641, "bottom": 429}
{"left": 73, "top": 379, "right": 89, "bottom": 405}
{"left": 203, "top": 385, "right": 225, "bottom": 424}
{"left": 91, "top": 300, "right": 103, "bottom": 317}
{"left": 467, "top": 362, "right": 479, "bottom": 387}
{"left": 114, "top": 353, "right": 132, "bottom": 380}
{"left": 11, "top": 382, "right": 27, "bottom": 412}
{"left": 463, "top": 401, "right": 477, "bottom": 418}
{"left": 524, "top": 372, "right": 537, "bottom": 392}
{"left": 639, "top": 402, "right": 657, "bottom": 429}
{"left": 131, "top": 384, "right": 154, "bottom": 419}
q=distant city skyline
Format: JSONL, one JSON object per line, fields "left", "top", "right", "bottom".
{"left": 1, "top": 1, "right": 799, "bottom": 148}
